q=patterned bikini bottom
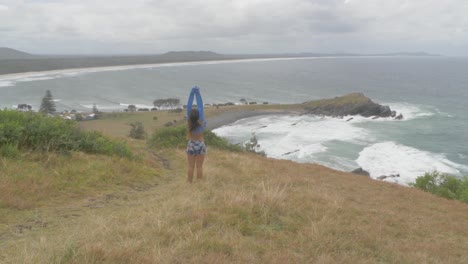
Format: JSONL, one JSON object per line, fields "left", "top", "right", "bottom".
{"left": 186, "top": 140, "right": 207, "bottom": 156}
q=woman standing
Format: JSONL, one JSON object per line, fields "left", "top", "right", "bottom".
{"left": 186, "top": 86, "right": 206, "bottom": 183}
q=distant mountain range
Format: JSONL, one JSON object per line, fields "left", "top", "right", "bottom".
{"left": 0, "top": 47, "right": 441, "bottom": 75}
{"left": 0, "top": 47, "right": 39, "bottom": 60}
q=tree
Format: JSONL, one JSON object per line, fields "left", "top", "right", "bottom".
{"left": 92, "top": 103, "right": 100, "bottom": 119}
{"left": 128, "top": 105, "right": 136, "bottom": 112}
{"left": 39, "top": 90, "right": 56, "bottom": 114}
{"left": 153, "top": 98, "right": 180, "bottom": 109}
{"left": 92, "top": 103, "right": 99, "bottom": 114}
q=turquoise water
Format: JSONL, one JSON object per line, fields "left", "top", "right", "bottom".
{"left": 1, "top": 56, "right": 467, "bottom": 183}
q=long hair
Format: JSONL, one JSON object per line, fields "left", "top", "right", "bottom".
{"left": 188, "top": 109, "right": 201, "bottom": 135}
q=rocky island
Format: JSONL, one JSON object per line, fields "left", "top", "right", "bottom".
{"left": 302, "top": 93, "right": 401, "bottom": 119}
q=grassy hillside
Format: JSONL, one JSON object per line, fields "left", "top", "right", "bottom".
{"left": 1, "top": 108, "right": 467, "bottom": 263}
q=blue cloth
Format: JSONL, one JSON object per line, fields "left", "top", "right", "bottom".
{"left": 186, "top": 86, "right": 206, "bottom": 133}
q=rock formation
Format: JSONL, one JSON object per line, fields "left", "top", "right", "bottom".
{"left": 351, "top": 167, "right": 370, "bottom": 177}
{"left": 303, "top": 93, "right": 395, "bottom": 118}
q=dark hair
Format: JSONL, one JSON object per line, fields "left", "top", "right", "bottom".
{"left": 188, "top": 109, "right": 201, "bottom": 133}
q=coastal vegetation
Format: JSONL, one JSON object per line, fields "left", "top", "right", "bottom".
{"left": 0, "top": 110, "right": 131, "bottom": 157}
{"left": 128, "top": 121, "right": 146, "bottom": 139}
{"left": 39, "top": 90, "right": 56, "bottom": 115}
{"left": 148, "top": 125, "right": 242, "bottom": 152}
{"left": 412, "top": 171, "right": 468, "bottom": 203}
{"left": 0, "top": 110, "right": 159, "bottom": 211}
{"left": 153, "top": 98, "right": 180, "bottom": 109}
{"left": 1, "top": 107, "right": 467, "bottom": 263}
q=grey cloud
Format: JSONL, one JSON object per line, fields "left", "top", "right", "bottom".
{"left": 0, "top": 0, "right": 467, "bottom": 55}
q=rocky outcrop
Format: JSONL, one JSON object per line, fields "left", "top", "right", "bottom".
{"left": 376, "top": 174, "right": 400, "bottom": 180}
{"left": 351, "top": 167, "right": 370, "bottom": 177}
{"left": 303, "top": 93, "right": 396, "bottom": 118}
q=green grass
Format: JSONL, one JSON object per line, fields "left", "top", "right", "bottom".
{"left": 0, "top": 110, "right": 132, "bottom": 158}
{"left": 302, "top": 93, "right": 371, "bottom": 108}
{"left": 148, "top": 125, "right": 242, "bottom": 152}
{"left": 0, "top": 152, "right": 160, "bottom": 209}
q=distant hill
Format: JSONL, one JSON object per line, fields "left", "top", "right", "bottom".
{"left": 0, "top": 47, "right": 37, "bottom": 60}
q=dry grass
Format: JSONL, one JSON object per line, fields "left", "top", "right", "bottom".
{"left": 1, "top": 148, "right": 467, "bottom": 263}
{"left": 79, "top": 111, "right": 186, "bottom": 138}
{"left": 1, "top": 106, "right": 467, "bottom": 263}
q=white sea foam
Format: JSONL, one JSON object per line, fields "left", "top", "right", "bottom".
{"left": 79, "top": 103, "right": 155, "bottom": 110}
{"left": 312, "top": 102, "right": 435, "bottom": 124}
{"left": 18, "top": 76, "right": 57, "bottom": 82}
{"left": 386, "top": 102, "right": 434, "bottom": 120}
{"left": 356, "top": 142, "right": 468, "bottom": 185}
{"left": 0, "top": 73, "right": 61, "bottom": 87}
{"left": 80, "top": 104, "right": 125, "bottom": 110}
{"left": 213, "top": 115, "right": 370, "bottom": 163}
{"left": 0, "top": 80, "right": 14, "bottom": 87}
{"left": 214, "top": 113, "right": 468, "bottom": 186}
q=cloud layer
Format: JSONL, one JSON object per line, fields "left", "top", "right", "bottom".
{"left": 0, "top": 0, "right": 467, "bottom": 55}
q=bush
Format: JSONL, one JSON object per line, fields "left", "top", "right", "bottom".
{"left": 0, "top": 143, "right": 20, "bottom": 158}
{"left": 411, "top": 171, "right": 468, "bottom": 203}
{"left": 129, "top": 122, "right": 145, "bottom": 139}
{"left": 244, "top": 133, "right": 266, "bottom": 156}
{"left": 148, "top": 125, "right": 242, "bottom": 152}
{"left": 0, "top": 110, "right": 132, "bottom": 158}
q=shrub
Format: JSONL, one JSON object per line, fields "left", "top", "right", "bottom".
{"left": 0, "top": 143, "right": 20, "bottom": 158}
{"left": 204, "top": 130, "right": 243, "bottom": 152}
{"left": 129, "top": 122, "right": 145, "bottom": 139}
{"left": 0, "top": 110, "right": 132, "bottom": 158}
{"left": 148, "top": 125, "right": 242, "bottom": 152}
{"left": 75, "top": 113, "right": 84, "bottom": 121}
{"left": 244, "top": 133, "right": 266, "bottom": 156}
{"left": 168, "top": 108, "right": 183, "bottom": 114}
{"left": 411, "top": 171, "right": 468, "bottom": 203}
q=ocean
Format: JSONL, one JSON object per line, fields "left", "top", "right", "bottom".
{"left": 1, "top": 56, "right": 467, "bottom": 184}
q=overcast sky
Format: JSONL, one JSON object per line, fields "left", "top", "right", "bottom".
{"left": 0, "top": 0, "right": 467, "bottom": 55}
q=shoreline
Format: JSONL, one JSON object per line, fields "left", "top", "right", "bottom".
{"left": 206, "top": 109, "right": 298, "bottom": 130}
{"left": 0, "top": 55, "right": 406, "bottom": 79}
{"left": 0, "top": 57, "right": 324, "bottom": 80}
{"left": 205, "top": 105, "right": 468, "bottom": 186}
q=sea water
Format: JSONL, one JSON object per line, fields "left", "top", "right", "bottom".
{"left": 1, "top": 56, "right": 467, "bottom": 184}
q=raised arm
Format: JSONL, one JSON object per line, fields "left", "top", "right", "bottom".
{"left": 195, "top": 88, "right": 205, "bottom": 122}
{"left": 186, "top": 87, "right": 196, "bottom": 118}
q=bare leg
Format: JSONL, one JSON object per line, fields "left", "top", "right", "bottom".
{"left": 187, "top": 154, "right": 196, "bottom": 183}
{"left": 195, "top": 154, "right": 205, "bottom": 180}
